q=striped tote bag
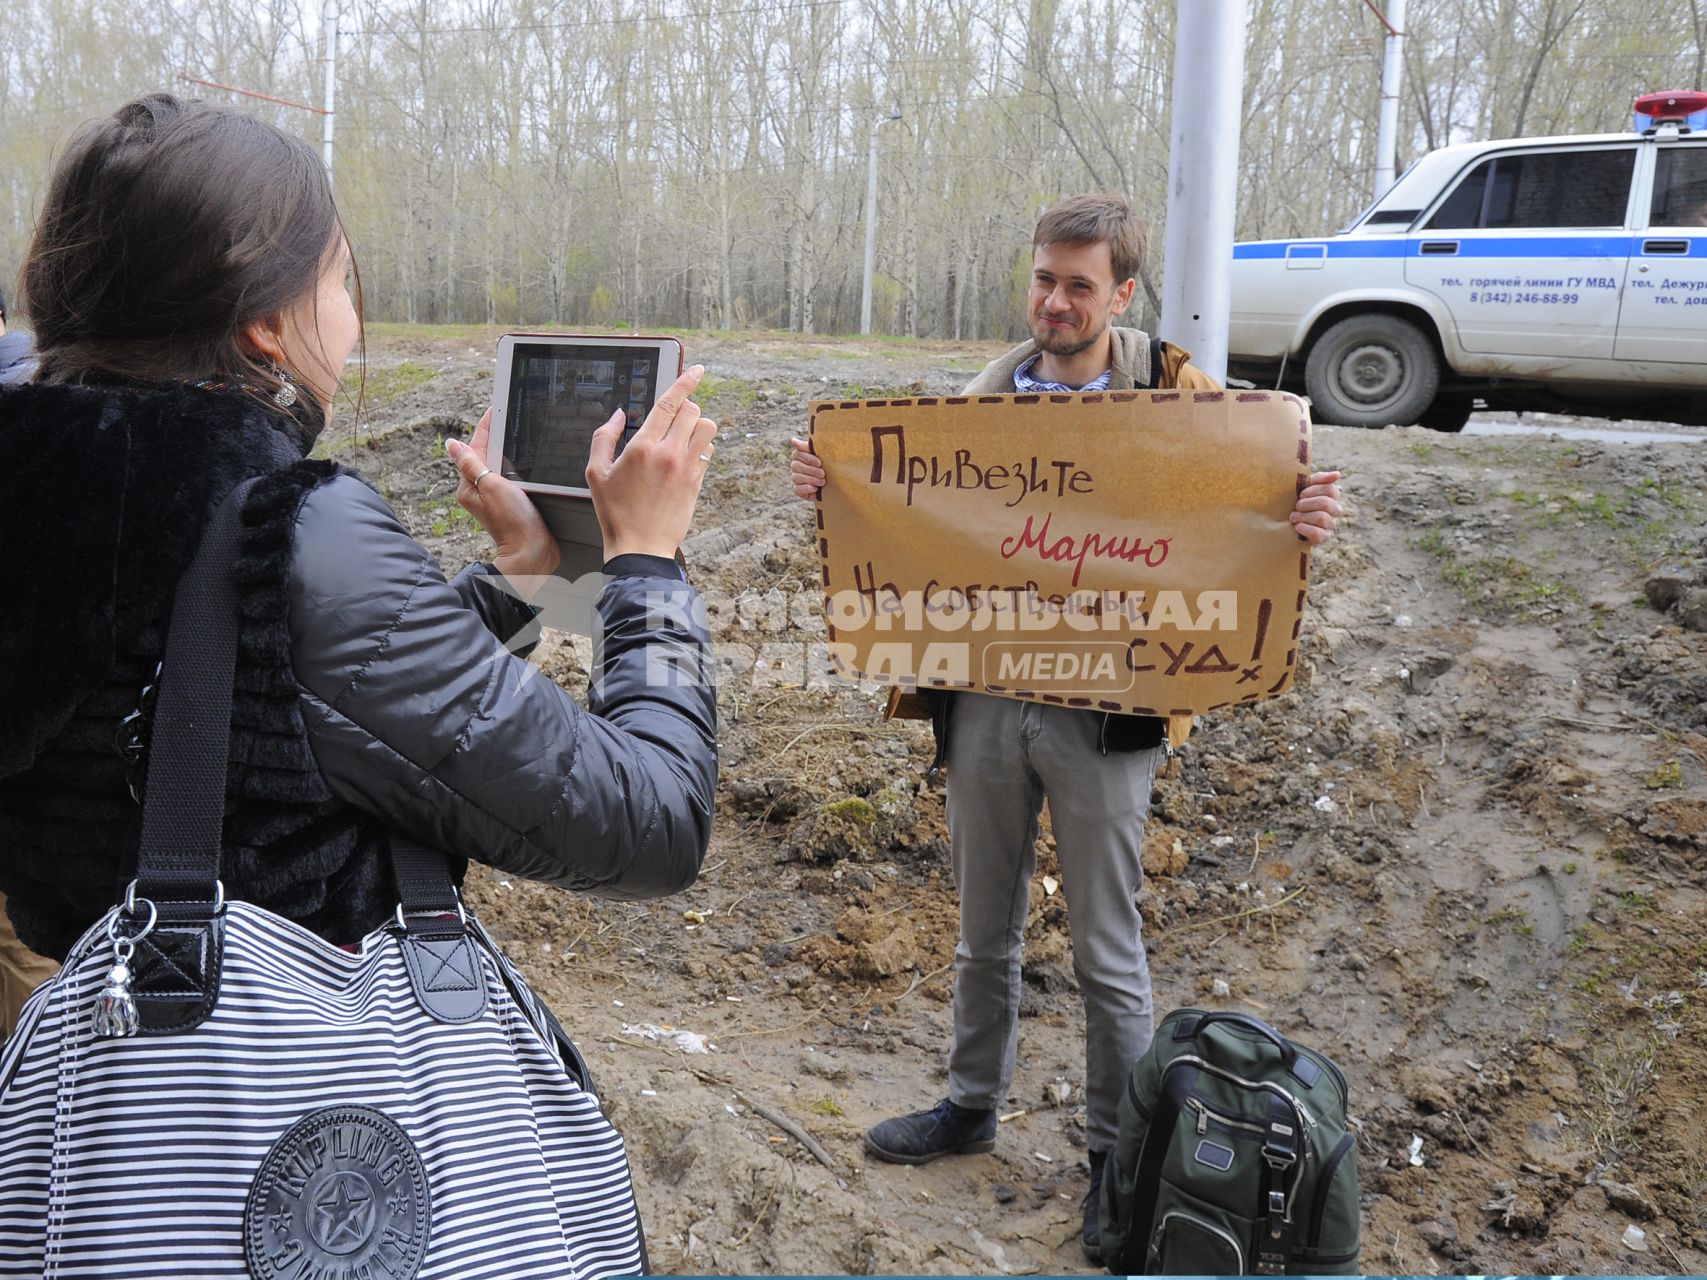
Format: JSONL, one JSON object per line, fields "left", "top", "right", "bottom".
{"left": 0, "top": 482, "right": 646, "bottom": 1279}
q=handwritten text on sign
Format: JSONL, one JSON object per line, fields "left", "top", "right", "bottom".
{"left": 810, "top": 390, "right": 1313, "bottom": 716}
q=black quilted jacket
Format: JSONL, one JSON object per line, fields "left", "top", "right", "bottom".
{"left": 0, "top": 382, "right": 717, "bottom": 959}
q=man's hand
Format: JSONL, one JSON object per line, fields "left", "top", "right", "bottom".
{"left": 1291, "top": 470, "right": 1343, "bottom": 545}
{"left": 789, "top": 437, "right": 824, "bottom": 499}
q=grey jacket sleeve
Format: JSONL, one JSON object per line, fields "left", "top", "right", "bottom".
{"left": 286, "top": 475, "right": 717, "bottom": 898}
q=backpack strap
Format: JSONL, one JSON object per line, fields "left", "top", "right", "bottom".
{"left": 1115, "top": 1062, "right": 1197, "bottom": 1273}
{"left": 1255, "top": 1093, "right": 1302, "bottom": 1273}
{"left": 1146, "top": 335, "right": 1166, "bottom": 390}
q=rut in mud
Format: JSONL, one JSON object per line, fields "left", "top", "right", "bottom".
{"left": 329, "top": 327, "right": 1707, "bottom": 1275}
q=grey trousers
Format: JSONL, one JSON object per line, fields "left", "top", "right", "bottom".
{"left": 944, "top": 691, "right": 1159, "bottom": 1153}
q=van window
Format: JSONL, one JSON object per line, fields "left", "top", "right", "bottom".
{"left": 1426, "top": 149, "right": 1635, "bottom": 230}
{"left": 1650, "top": 148, "right": 1707, "bottom": 227}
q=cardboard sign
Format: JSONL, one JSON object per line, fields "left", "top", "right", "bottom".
{"left": 809, "top": 389, "right": 1313, "bottom": 717}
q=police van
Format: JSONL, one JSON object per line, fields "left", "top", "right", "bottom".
{"left": 1226, "top": 91, "right": 1707, "bottom": 430}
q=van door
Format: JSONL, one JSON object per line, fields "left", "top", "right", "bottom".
{"left": 1405, "top": 146, "right": 1637, "bottom": 359}
{"left": 1615, "top": 142, "right": 1707, "bottom": 363}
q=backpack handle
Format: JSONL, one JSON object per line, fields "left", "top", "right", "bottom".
{"left": 1173, "top": 1011, "right": 1323, "bottom": 1089}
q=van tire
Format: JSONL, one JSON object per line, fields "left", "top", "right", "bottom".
{"left": 1304, "top": 314, "right": 1441, "bottom": 428}
{"left": 1419, "top": 394, "right": 1473, "bottom": 433}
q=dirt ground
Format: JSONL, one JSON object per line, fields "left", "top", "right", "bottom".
{"left": 324, "top": 325, "right": 1707, "bottom": 1276}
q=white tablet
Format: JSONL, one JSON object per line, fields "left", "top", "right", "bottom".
{"left": 488, "top": 333, "right": 685, "bottom": 582}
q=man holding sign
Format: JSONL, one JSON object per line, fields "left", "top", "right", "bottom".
{"left": 790, "top": 195, "right": 1342, "bottom": 1258}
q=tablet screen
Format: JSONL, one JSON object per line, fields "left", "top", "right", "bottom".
{"left": 500, "top": 343, "right": 663, "bottom": 488}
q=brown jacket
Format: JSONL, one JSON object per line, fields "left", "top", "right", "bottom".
{"left": 0, "top": 890, "right": 58, "bottom": 1039}
{"left": 886, "top": 326, "right": 1220, "bottom": 752}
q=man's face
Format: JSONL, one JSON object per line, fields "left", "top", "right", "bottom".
{"left": 1027, "top": 240, "right": 1136, "bottom": 356}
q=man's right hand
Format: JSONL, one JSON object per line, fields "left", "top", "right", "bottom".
{"left": 789, "top": 437, "right": 824, "bottom": 499}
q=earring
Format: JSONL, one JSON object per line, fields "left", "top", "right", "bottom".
{"left": 272, "top": 366, "right": 298, "bottom": 409}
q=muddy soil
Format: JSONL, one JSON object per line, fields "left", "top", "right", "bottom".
{"left": 323, "top": 326, "right": 1707, "bottom": 1276}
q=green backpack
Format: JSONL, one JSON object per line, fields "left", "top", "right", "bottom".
{"left": 1098, "top": 1009, "right": 1360, "bottom": 1275}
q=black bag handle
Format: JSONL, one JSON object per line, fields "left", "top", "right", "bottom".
{"left": 1173, "top": 1011, "right": 1322, "bottom": 1088}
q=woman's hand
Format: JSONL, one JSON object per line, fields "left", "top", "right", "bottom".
{"left": 789, "top": 437, "right": 824, "bottom": 498}
{"left": 585, "top": 364, "right": 718, "bottom": 560}
{"left": 1291, "top": 470, "right": 1344, "bottom": 545}
{"left": 447, "top": 410, "right": 561, "bottom": 588}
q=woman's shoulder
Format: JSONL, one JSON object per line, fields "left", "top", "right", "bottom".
{"left": 281, "top": 468, "right": 441, "bottom": 633}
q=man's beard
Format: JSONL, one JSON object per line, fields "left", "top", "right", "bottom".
{"left": 1031, "top": 313, "right": 1106, "bottom": 357}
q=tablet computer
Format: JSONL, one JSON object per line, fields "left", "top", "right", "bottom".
{"left": 488, "top": 333, "right": 684, "bottom": 583}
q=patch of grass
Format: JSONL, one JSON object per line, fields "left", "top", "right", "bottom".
{"left": 351, "top": 359, "right": 440, "bottom": 404}
{"left": 835, "top": 382, "right": 924, "bottom": 400}
{"left": 1411, "top": 531, "right": 1580, "bottom": 619}
{"left": 822, "top": 797, "right": 876, "bottom": 826}
{"left": 1576, "top": 961, "right": 1617, "bottom": 995}
{"left": 808, "top": 1096, "right": 844, "bottom": 1117}
{"left": 1487, "top": 905, "right": 1534, "bottom": 937}
{"left": 1620, "top": 889, "right": 1657, "bottom": 918}
{"left": 426, "top": 499, "right": 479, "bottom": 538}
{"left": 697, "top": 374, "right": 760, "bottom": 409}
{"left": 1645, "top": 759, "right": 1685, "bottom": 790}
{"left": 1581, "top": 1037, "right": 1657, "bottom": 1165}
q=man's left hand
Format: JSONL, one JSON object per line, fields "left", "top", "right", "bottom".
{"left": 1291, "top": 471, "right": 1343, "bottom": 546}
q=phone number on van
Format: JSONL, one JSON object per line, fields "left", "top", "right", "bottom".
{"left": 1466, "top": 291, "right": 1582, "bottom": 305}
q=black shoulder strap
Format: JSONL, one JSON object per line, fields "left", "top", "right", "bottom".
{"left": 132, "top": 478, "right": 465, "bottom": 924}
{"left": 1146, "top": 335, "right": 1167, "bottom": 390}
{"left": 126, "top": 475, "right": 480, "bottom": 1030}
{"left": 1115, "top": 1062, "right": 1197, "bottom": 1273}
{"left": 133, "top": 479, "right": 258, "bottom": 913}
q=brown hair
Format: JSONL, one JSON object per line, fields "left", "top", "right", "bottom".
{"left": 1032, "top": 194, "right": 1148, "bottom": 286}
{"left": 21, "top": 93, "right": 360, "bottom": 414}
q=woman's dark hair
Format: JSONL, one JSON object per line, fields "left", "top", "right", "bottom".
{"left": 21, "top": 93, "right": 361, "bottom": 412}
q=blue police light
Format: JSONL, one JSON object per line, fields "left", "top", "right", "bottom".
{"left": 1634, "top": 90, "right": 1707, "bottom": 133}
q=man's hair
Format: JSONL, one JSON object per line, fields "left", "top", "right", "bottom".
{"left": 1032, "top": 194, "right": 1148, "bottom": 286}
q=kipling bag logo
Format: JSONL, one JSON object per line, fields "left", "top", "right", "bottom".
{"left": 244, "top": 1105, "right": 432, "bottom": 1279}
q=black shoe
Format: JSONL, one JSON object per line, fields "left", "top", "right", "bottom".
{"left": 864, "top": 1098, "right": 997, "bottom": 1165}
{"left": 1082, "top": 1148, "right": 1109, "bottom": 1262}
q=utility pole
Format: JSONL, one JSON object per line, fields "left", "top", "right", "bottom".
{"left": 320, "top": 0, "right": 339, "bottom": 181}
{"left": 1372, "top": 0, "right": 1406, "bottom": 198}
{"left": 860, "top": 111, "right": 901, "bottom": 336}
{"left": 1160, "top": 0, "right": 1246, "bottom": 383}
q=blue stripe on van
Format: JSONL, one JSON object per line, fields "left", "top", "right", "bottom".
{"left": 1232, "top": 234, "right": 1705, "bottom": 260}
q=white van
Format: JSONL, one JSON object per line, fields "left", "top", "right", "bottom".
{"left": 1226, "top": 91, "right": 1707, "bottom": 430}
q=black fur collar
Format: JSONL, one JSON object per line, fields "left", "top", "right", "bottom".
{"left": 0, "top": 382, "right": 313, "bottom": 779}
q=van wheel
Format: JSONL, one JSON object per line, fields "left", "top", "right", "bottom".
{"left": 1418, "top": 394, "right": 1473, "bottom": 433}
{"left": 1304, "top": 315, "right": 1441, "bottom": 427}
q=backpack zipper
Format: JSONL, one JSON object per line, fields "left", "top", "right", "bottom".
{"left": 1150, "top": 1208, "right": 1246, "bottom": 1274}
{"left": 1168, "top": 1054, "right": 1318, "bottom": 1130}
{"left": 1164, "top": 1055, "right": 1312, "bottom": 1218}
{"left": 1186, "top": 1095, "right": 1268, "bottom": 1137}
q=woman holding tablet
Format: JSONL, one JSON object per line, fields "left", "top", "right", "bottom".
{"left": 0, "top": 94, "right": 715, "bottom": 1276}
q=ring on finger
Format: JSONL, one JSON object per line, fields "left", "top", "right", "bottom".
{"left": 698, "top": 452, "right": 712, "bottom": 463}
{"left": 471, "top": 467, "right": 493, "bottom": 494}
